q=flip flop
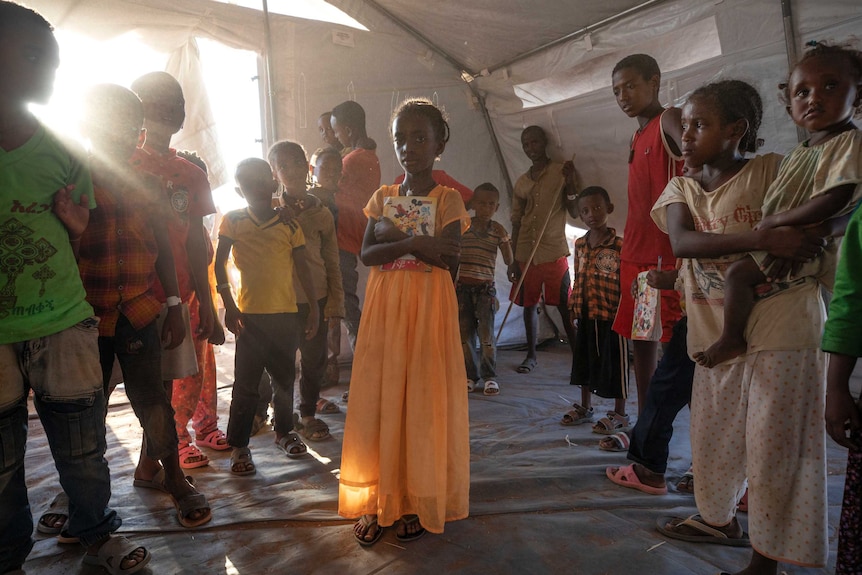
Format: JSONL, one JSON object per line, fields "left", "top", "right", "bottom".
{"left": 516, "top": 358, "right": 537, "bottom": 373}
{"left": 598, "top": 431, "right": 630, "bottom": 452}
{"left": 656, "top": 514, "right": 750, "bottom": 547}
{"left": 37, "top": 492, "right": 69, "bottom": 535}
{"left": 354, "top": 515, "right": 383, "bottom": 547}
{"left": 606, "top": 464, "right": 668, "bottom": 495}
{"left": 196, "top": 429, "right": 230, "bottom": 451}
{"left": 82, "top": 535, "right": 151, "bottom": 575}
{"left": 483, "top": 380, "right": 500, "bottom": 395}
{"left": 395, "top": 514, "right": 426, "bottom": 542}
{"left": 316, "top": 398, "right": 341, "bottom": 414}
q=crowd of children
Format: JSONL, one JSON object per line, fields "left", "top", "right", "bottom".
{"left": 3, "top": 1, "right": 861, "bottom": 573}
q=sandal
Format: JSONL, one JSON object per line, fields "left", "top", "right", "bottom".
{"left": 592, "top": 411, "right": 632, "bottom": 435}
{"left": 353, "top": 515, "right": 383, "bottom": 547}
{"left": 676, "top": 467, "right": 694, "bottom": 493}
{"left": 132, "top": 468, "right": 196, "bottom": 493}
{"left": 295, "top": 415, "right": 331, "bottom": 441}
{"left": 656, "top": 514, "right": 750, "bottom": 547}
{"left": 179, "top": 443, "right": 209, "bottom": 469}
{"left": 598, "top": 431, "right": 630, "bottom": 452}
{"left": 230, "top": 447, "right": 256, "bottom": 476}
{"left": 37, "top": 491, "right": 69, "bottom": 535}
{"left": 516, "top": 357, "right": 537, "bottom": 373}
{"left": 467, "top": 379, "right": 477, "bottom": 392}
{"left": 196, "top": 429, "right": 230, "bottom": 451}
{"left": 315, "top": 398, "right": 340, "bottom": 414}
{"left": 170, "top": 484, "right": 213, "bottom": 528}
{"left": 560, "top": 403, "right": 594, "bottom": 426}
{"left": 342, "top": 390, "right": 349, "bottom": 402}
{"left": 82, "top": 535, "right": 151, "bottom": 575}
{"left": 395, "top": 514, "right": 426, "bottom": 542}
{"left": 276, "top": 432, "right": 308, "bottom": 459}
{"left": 483, "top": 380, "right": 500, "bottom": 395}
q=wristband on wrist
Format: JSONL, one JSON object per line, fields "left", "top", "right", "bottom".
{"left": 566, "top": 193, "right": 578, "bottom": 201}
{"left": 166, "top": 296, "right": 182, "bottom": 307}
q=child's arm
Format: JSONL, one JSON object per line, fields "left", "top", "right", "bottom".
{"left": 52, "top": 184, "right": 89, "bottom": 258}
{"left": 757, "top": 184, "right": 855, "bottom": 231}
{"left": 215, "top": 238, "right": 243, "bottom": 337}
{"left": 360, "top": 216, "right": 460, "bottom": 270}
{"left": 660, "top": 107, "right": 683, "bottom": 157}
{"left": 664, "top": 202, "right": 825, "bottom": 261}
{"left": 292, "top": 246, "right": 320, "bottom": 340}
{"left": 186, "top": 215, "right": 214, "bottom": 340}
{"left": 152, "top": 220, "right": 186, "bottom": 350}
{"left": 497, "top": 223, "right": 514, "bottom": 266}
{"left": 645, "top": 268, "right": 679, "bottom": 291}
{"left": 826, "top": 353, "right": 862, "bottom": 449}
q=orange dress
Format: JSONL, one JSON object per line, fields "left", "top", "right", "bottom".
{"left": 338, "top": 185, "right": 470, "bottom": 533}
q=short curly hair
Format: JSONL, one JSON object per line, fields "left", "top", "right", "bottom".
{"left": 391, "top": 97, "right": 450, "bottom": 145}
{"left": 780, "top": 41, "right": 862, "bottom": 119}
{"left": 689, "top": 79, "right": 763, "bottom": 153}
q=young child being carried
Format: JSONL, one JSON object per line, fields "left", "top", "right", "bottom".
{"left": 216, "top": 158, "right": 319, "bottom": 475}
{"left": 268, "top": 141, "right": 345, "bottom": 439}
{"left": 560, "top": 187, "right": 630, "bottom": 442}
{"left": 697, "top": 42, "right": 862, "bottom": 368}
{"left": 458, "top": 183, "right": 513, "bottom": 396}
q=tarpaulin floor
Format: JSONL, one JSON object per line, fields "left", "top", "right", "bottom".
{"left": 18, "top": 341, "right": 852, "bottom": 574}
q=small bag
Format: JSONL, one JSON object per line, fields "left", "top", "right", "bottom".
{"left": 631, "top": 271, "right": 662, "bottom": 341}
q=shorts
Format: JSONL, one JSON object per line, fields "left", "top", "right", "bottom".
{"left": 571, "top": 318, "right": 629, "bottom": 399}
{"left": 509, "top": 256, "right": 571, "bottom": 308}
{"left": 612, "top": 261, "right": 682, "bottom": 343}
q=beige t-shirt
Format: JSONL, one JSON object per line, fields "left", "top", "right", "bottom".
{"left": 651, "top": 153, "right": 825, "bottom": 361}
{"left": 510, "top": 161, "right": 570, "bottom": 264}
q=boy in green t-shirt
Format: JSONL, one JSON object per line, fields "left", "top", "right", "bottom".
{"left": 0, "top": 2, "right": 149, "bottom": 572}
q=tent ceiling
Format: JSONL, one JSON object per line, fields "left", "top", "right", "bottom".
{"left": 342, "top": 0, "right": 659, "bottom": 73}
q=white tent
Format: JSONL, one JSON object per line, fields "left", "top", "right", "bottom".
{"left": 26, "top": 0, "right": 862, "bottom": 345}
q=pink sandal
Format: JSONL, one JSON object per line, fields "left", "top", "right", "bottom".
{"left": 196, "top": 429, "right": 230, "bottom": 451}
{"left": 179, "top": 443, "right": 210, "bottom": 469}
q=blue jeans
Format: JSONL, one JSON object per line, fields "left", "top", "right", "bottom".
{"left": 227, "top": 313, "right": 299, "bottom": 446}
{"left": 0, "top": 319, "right": 121, "bottom": 572}
{"left": 457, "top": 283, "right": 498, "bottom": 383}
{"left": 339, "top": 249, "right": 362, "bottom": 350}
{"left": 626, "top": 317, "right": 694, "bottom": 474}
{"left": 99, "top": 314, "right": 178, "bottom": 460}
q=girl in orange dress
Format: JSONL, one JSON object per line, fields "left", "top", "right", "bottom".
{"left": 338, "top": 98, "right": 470, "bottom": 545}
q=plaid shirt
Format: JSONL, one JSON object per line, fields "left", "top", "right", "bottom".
{"left": 569, "top": 228, "right": 622, "bottom": 321}
{"left": 78, "top": 183, "right": 163, "bottom": 336}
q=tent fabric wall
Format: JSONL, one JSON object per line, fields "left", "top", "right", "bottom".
{"left": 21, "top": 0, "right": 862, "bottom": 347}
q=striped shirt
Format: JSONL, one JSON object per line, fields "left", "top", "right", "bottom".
{"left": 459, "top": 219, "right": 509, "bottom": 283}
{"left": 570, "top": 229, "right": 622, "bottom": 321}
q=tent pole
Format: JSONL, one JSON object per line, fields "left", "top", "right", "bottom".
{"left": 470, "top": 86, "right": 514, "bottom": 196}
{"left": 780, "top": 0, "right": 806, "bottom": 143}
{"left": 261, "top": 0, "right": 278, "bottom": 144}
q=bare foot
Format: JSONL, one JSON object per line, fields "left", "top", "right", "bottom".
{"left": 353, "top": 514, "right": 380, "bottom": 543}
{"left": 694, "top": 336, "right": 747, "bottom": 368}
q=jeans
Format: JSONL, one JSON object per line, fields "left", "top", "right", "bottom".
{"left": 0, "top": 319, "right": 121, "bottom": 572}
{"left": 297, "top": 298, "right": 328, "bottom": 418}
{"left": 339, "top": 250, "right": 362, "bottom": 350}
{"left": 626, "top": 317, "right": 695, "bottom": 474}
{"left": 99, "top": 314, "right": 178, "bottom": 460}
{"left": 457, "top": 283, "right": 498, "bottom": 383}
{"left": 227, "top": 313, "right": 299, "bottom": 446}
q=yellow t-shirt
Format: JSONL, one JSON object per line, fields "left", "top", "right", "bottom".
{"left": 218, "top": 208, "right": 306, "bottom": 314}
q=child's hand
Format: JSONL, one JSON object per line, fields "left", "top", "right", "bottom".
{"left": 507, "top": 262, "right": 521, "bottom": 283}
{"left": 411, "top": 235, "right": 460, "bottom": 269}
{"left": 374, "top": 216, "right": 408, "bottom": 243}
{"left": 759, "top": 226, "right": 825, "bottom": 265}
{"left": 753, "top": 214, "right": 780, "bottom": 231}
{"left": 826, "top": 389, "right": 862, "bottom": 450}
{"left": 161, "top": 305, "right": 187, "bottom": 350}
{"left": 645, "top": 269, "right": 678, "bottom": 290}
{"left": 304, "top": 304, "right": 320, "bottom": 341}
{"left": 225, "top": 306, "right": 244, "bottom": 337}
{"left": 208, "top": 317, "right": 226, "bottom": 345}
{"left": 52, "top": 184, "right": 89, "bottom": 239}
{"left": 561, "top": 161, "right": 578, "bottom": 187}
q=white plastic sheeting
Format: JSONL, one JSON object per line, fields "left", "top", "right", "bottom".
{"left": 24, "top": 0, "right": 862, "bottom": 346}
